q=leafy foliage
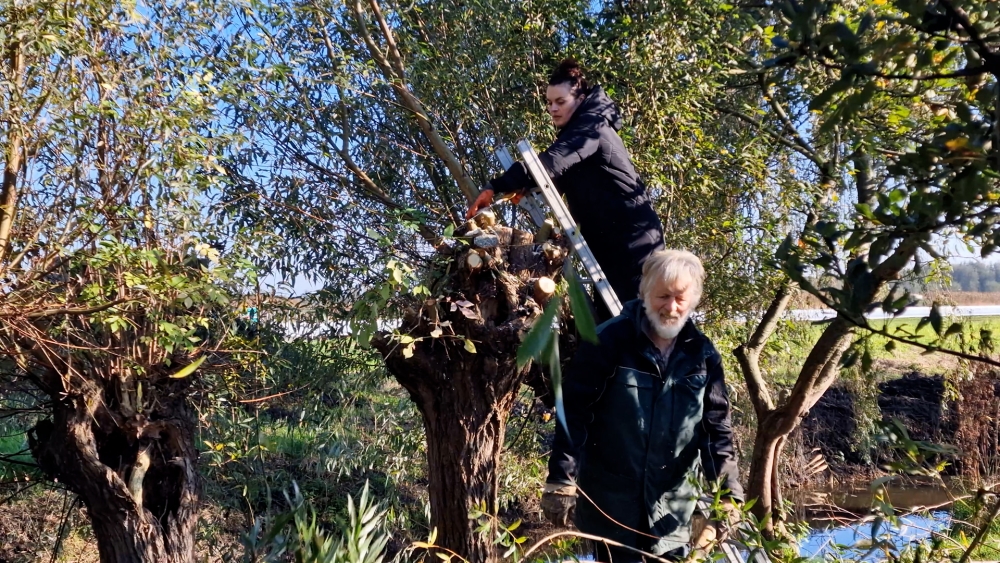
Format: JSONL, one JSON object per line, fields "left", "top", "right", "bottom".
{"left": 240, "top": 481, "right": 391, "bottom": 563}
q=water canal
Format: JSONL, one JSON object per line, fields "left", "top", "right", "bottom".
{"left": 793, "top": 479, "right": 963, "bottom": 560}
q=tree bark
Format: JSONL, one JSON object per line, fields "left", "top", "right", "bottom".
{"left": 741, "top": 235, "right": 925, "bottom": 531}
{"left": 746, "top": 418, "right": 782, "bottom": 527}
{"left": 30, "top": 376, "right": 199, "bottom": 563}
{"left": 0, "top": 35, "right": 24, "bottom": 268}
{"left": 421, "top": 387, "right": 510, "bottom": 562}
{"left": 744, "top": 316, "right": 854, "bottom": 532}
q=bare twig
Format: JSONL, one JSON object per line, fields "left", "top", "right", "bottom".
{"left": 938, "top": 0, "right": 993, "bottom": 56}
{"left": 714, "top": 104, "right": 826, "bottom": 168}
{"left": 49, "top": 493, "right": 79, "bottom": 563}
{"left": 349, "top": 0, "right": 479, "bottom": 202}
{"left": 761, "top": 74, "right": 819, "bottom": 160}
{"left": 0, "top": 480, "right": 41, "bottom": 505}
{"left": 236, "top": 385, "right": 307, "bottom": 404}
{"left": 521, "top": 530, "right": 674, "bottom": 563}
{"left": 10, "top": 298, "right": 132, "bottom": 319}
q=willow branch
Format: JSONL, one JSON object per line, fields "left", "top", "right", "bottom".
{"left": 11, "top": 298, "right": 131, "bottom": 319}
{"left": 350, "top": 0, "right": 478, "bottom": 202}
{"left": 714, "top": 104, "right": 825, "bottom": 168}
{"left": 521, "top": 531, "right": 674, "bottom": 563}
{"left": 0, "top": 38, "right": 25, "bottom": 272}
{"left": 734, "top": 283, "right": 792, "bottom": 416}
{"left": 761, "top": 75, "right": 819, "bottom": 161}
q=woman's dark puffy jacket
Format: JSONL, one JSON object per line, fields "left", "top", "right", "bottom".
{"left": 489, "top": 86, "right": 664, "bottom": 305}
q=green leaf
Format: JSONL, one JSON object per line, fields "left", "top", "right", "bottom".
{"left": 840, "top": 348, "right": 858, "bottom": 369}
{"left": 809, "top": 75, "right": 853, "bottom": 111}
{"left": 861, "top": 347, "right": 873, "bottom": 373}
{"left": 516, "top": 297, "right": 560, "bottom": 368}
{"left": 543, "top": 327, "right": 568, "bottom": 434}
{"left": 855, "top": 203, "right": 876, "bottom": 221}
{"left": 565, "top": 263, "right": 597, "bottom": 343}
{"left": 929, "top": 304, "right": 943, "bottom": 336}
{"left": 168, "top": 355, "right": 206, "bottom": 379}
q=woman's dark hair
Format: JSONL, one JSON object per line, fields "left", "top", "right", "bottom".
{"left": 548, "top": 58, "right": 589, "bottom": 98}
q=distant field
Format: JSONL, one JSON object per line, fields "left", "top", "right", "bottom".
{"left": 867, "top": 315, "right": 1000, "bottom": 375}
{"left": 921, "top": 291, "right": 1000, "bottom": 306}
{"left": 789, "top": 290, "right": 1000, "bottom": 309}
{"left": 761, "top": 314, "right": 1000, "bottom": 385}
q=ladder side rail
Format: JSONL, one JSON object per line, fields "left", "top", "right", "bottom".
{"left": 499, "top": 148, "right": 602, "bottom": 313}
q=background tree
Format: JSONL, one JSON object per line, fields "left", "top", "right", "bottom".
{"left": 723, "top": 0, "right": 1000, "bottom": 533}
{"left": 0, "top": 1, "right": 249, "bottom": 561}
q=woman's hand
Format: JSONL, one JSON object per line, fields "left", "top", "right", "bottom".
{"left": 466, "top": 188, "right": 494, "bottom": 220}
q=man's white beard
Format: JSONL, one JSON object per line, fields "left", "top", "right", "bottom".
{"left": 645, "top": 301, "right": 688, "bottom": 340}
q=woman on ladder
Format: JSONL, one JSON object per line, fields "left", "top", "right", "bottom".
{"left": 466, "top": 59, "right": 664, "bottom": 322}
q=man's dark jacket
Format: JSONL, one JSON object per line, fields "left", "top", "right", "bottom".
{"left": 547, "top": 299, "right": 743, "bottom": 555}
{"left": 489, "top": 87, "right": 664, "bottom": 303}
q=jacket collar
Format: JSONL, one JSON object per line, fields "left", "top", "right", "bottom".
{"left": 558, "top": 85, "right": 624, "bottom": 133}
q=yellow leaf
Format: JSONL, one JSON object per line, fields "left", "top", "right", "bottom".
{"left": 169, "top": 355, "right": 206, "bottom": 379}
{"left": 945, "top": 137, "right": 969, "bottom": 151}
{"left": 464, "top": 339, "right": 477, "bottom": 353}
{"left": 403, "top": 342, "right": 415, "bottom": 359}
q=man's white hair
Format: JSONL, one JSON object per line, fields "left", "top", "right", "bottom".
{"left": 638, "top": 249, "right": 705, "bottom": 306}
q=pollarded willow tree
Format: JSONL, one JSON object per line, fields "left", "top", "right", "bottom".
{"left": 718, "top": 0, "right": 1000, "bottom": 532}
{"left": 221, "top": 0, "right": 793, "bottom": 558}
{"left": 1, "top": 1, "right": 250, "bottom": 561}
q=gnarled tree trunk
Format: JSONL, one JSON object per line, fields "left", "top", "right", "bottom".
{"left": 375, "top": 224, "right": 568, "bottom": 561}
{"left": 29, "top": 373, "right": 200, "bottom": 563}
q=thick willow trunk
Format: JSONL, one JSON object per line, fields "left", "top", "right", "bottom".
{"left": 422, "top": 395, "right": 507, "bottom": 562}
{"left": 30, "top": 377, "right": 200, "bottom": 563}
{"left": 375, "top": 224, "right": 568, "bottom": 561}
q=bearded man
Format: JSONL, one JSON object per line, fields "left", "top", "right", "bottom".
{"left": 540, "top": 249, "right": 743, "bottom": 562}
